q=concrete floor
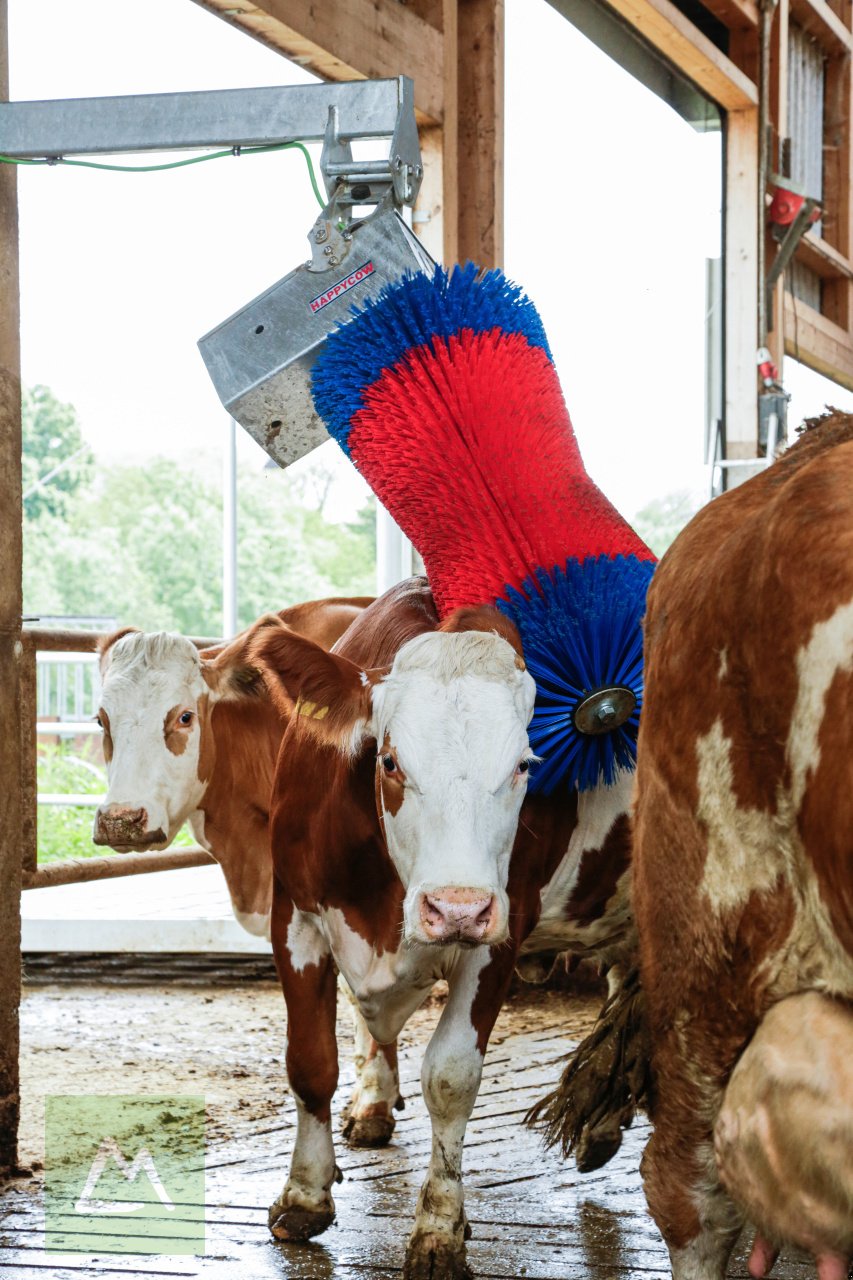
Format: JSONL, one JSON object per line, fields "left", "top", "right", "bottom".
{"left": 0, "top": 971, "right": 826, "bottom": 1279}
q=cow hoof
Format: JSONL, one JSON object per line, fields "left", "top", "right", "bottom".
{"left": 342, "top": 1109, "right": 396, "bottom": 1148}
{"left": 404, "top": 1233, "right": 473, "bottom": 1280}
{"left": 268, "top": 1192, "right": 335, "bottom": 1242}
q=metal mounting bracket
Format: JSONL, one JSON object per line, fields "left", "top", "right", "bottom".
{"left": 0, "top": 75, "right": 431, "bottom": 468}
{"left": 0, "top": 76, "right": 422, "bottom": 213}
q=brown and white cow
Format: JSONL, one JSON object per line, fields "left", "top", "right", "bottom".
{"left": 94, "top": 597, "right": 371, "bottom": 934}
{"left": 249, "top": 576, "right": 635, "bottom": 1279}
{"left": 93, "top": 597, "right": 417, "bottom": 1146}
{"left": 633, "top": 411, "right": 853, "bottom": 1280}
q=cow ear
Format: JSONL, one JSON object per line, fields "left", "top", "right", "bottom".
{"left": 200, "top": 614, "right": 283, "bottom": 702}
{"left": 249, "top": 623, "right": 376, "bottom": 756}
{"left": 98, "top": 627, "right": 140, "bottom": 676}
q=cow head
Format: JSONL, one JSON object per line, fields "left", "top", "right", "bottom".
{"left": 252, "top": 607, "right": 536, "bottom": 948}
{"left": 93, "top": 625, "right": 270, "bottom": 852}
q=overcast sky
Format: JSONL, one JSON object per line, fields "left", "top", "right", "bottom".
{"left": 8, "top": 0, "right": 852, "bottom": 524}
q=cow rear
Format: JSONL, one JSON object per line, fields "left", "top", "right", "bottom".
{"left": 634, "top": 412, "right": 853, "bottom": 1279}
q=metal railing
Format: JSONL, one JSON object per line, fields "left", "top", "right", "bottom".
{"left": 21, "top": 627, "right": 221, "bottom": 890}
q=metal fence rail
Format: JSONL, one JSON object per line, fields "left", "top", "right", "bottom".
{"left": 21, "top": 626, "right": 220, "bottom": 890}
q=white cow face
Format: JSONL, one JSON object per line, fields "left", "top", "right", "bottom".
{"left": 371, "top": 631, "right": 536, "bottom": 946}
{"left": 252, "top": 614, "right": 536, "bottom": 948}
{"left": 93, "top": 631, "right": 212, "bottom": 850}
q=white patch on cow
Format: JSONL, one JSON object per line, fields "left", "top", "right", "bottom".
{"left": 524, "top": 770, "right": 634, "bottom": 957}
{"left": 788, "top": 595, "right": 853, "bottom": 811}
{"left": 98, "top": 632, "right": 209, "bottom": 844}
{"left": 696, "top": 720, "right": 853, "bottom": 1000}
{"left": 696, "top": 720, "right": 782, "bottom": 913}
{"left": 412, "top": 948, "right": 490, "bottom": 1250}
{"left": 287, "top": 909, "right": 330, "bottom": 972}
{"left": 537, "top": 770, "right": 632, "bottom": 913}
{"left": 234, "top": 909, "right": 272, "bottom": 939}
{"left": 321, "top": 906, "right": 436, "bottom": 1042}
{"left": 273, "top": 1098, "right": 337, "bottom": 1221}
{"left": 371, "top": 630, "right": 535, "bottom": 943}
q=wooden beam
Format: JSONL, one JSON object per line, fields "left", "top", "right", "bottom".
{"left": 796, "top": 230, "right": 853, "bottom": 280}
{"left": 726, "top": 108, "right": 760, "bottom": 463}
{"left": 457, "top": 0, "right": 504, "bottom": 267}
{"left": 191, "top": 0, "right": 445, "bottom": 124}
{"left": 789, "top": 0, "right": 853, "bottom": 52}
{"left": 767, "top": 0, "right": 789, "bottom": 372}
{"left": 784, "top": 293, "right": 853, "bottom": 388}
{"left": 605, "top": 0, "right": 759, "bottom": 109}
{"left": 699, "top": 0, "right": 759, "bottom": 30}
{"left": 22, "top": 847, "right": 216, "bottom": 890}
{"left": 0, "top": 0, "right": 22, "bottom": 1178}
{"left": 414, "top": 0, "right": 459, "bottom": 265}
{"left": 19, "top": 645, "right": 36, "bottom": 876}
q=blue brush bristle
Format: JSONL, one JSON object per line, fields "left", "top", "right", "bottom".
{"left": 497, "top": 555, "right": 657, "bottom": 793}
{"left": 311, "top": 262, "right": 554, "bottom": 452}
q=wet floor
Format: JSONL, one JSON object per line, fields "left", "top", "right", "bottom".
{"left": 0, "top": 968, "right": 826, "bottom": 1278}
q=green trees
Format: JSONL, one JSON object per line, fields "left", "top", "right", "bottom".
{"left": 22, "top": 385, "right": 95, "bottom": 521}
{"left": 22, "top": 387, "right": 376, "bottom": 635}
{"left": 631, "top": 489, "right": 704, "bottom": 559}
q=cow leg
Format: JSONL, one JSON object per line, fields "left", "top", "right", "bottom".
{"left": 641, "top": 1048, "right": 743, "bottom": 1280}
{"left": 404, "top": 949, "right": 513, "bottom": 1280}
{"left": 339, "top": 975, "right": 403, "bottom": 1148}
{"left": 269, "top": 902, "right": 340, "bottom": 1242}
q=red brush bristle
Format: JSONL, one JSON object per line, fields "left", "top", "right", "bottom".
{"left": 348, "top": 328, "right": 649, "bottom": 616}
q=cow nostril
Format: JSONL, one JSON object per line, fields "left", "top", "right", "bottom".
{"left": 423, "top": 897, "right": 445, "bottom": 927}
{"left": 475, "top": 899, "right": 494, "bottom": 925}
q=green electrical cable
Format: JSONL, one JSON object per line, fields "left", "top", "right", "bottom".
{"left": 0, "top": 139, "right": 326, "bottom": 207}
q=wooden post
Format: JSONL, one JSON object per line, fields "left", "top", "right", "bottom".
{"left": 725, "top": 107, "right": 761, "bottom": 477}
{"left": 0, "top": 0, "right": 23, "bottom": 1177}
{"left": 413, "top": 0, "right": 459, "bottom": 265}
{"left": 457, "top": 0, "right": 504, "bottom": 267}
{"left": 766, "top": 0, "right": 789, "bottom": 372}
{"left": 19, "top": 642, "right": 36, "bottom": 876}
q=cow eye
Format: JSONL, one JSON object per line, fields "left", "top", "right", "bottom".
{"left": 179, "top": 711, "right": 193, "bottom": 726}
{"left": 381, "top": 754, "right": 397, "bottom": 774}
{"left": 517, "top": 758, "right": 530, "bottom": 775}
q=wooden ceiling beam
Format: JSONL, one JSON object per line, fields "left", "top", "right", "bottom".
{"left": 191, "top": 0, "right": 445, "bottom": 123}
{"left": 605, "top": 0, "right": 759, "bottom": 109}
{"left": 699, "top": 0, "right": 759, "bottom": 30}
{"left": 789, "top": 0, "right": 853, "bottom": 53}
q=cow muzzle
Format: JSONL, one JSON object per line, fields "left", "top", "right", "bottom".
{"left": 93, "top": 804, "right": 168, "bottom": 850}
{"left": 417, "top": 887, "right": 504, "bottom": 945}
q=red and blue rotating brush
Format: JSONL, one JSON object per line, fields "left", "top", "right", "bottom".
{"left": 311, "top": 263, "right": 656, "bottom": 794}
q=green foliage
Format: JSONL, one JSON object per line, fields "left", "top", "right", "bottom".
{"left": 36, "top": 740, "right": 105, "bottom": 865}
{"left": 632, "top": 489, "right": 704, "bottom": 559}
{"left": 22, "top": 385, "right": 95, "bottom": 521}
{"left": 22, "top": 394, "right": 376, "bottom": 635}
{"left": 23, "top": 381, "right": 377, "bottom": 862}
{"left": 36, "top": 740, "right": 194, "bottom": 864}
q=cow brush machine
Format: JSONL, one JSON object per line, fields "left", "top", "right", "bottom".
{"left": 311, "top": 264, "right": 657, "bottom": 795}
{"left": 194, "top": 76, "right": 655, "bottom": 794}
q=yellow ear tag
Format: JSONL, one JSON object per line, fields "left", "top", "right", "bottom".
{"left": 313, "top": 705, "right": 329, "bottom": 720}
